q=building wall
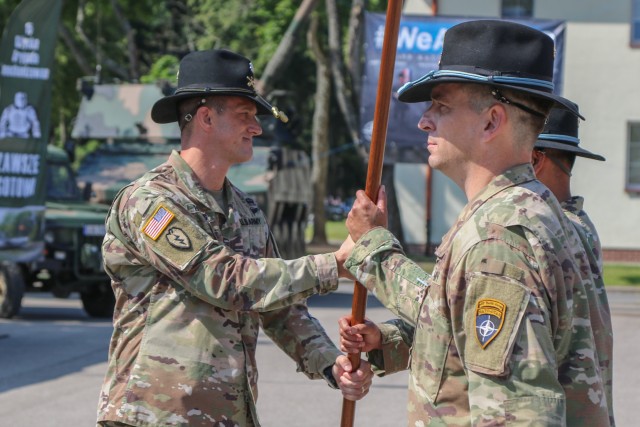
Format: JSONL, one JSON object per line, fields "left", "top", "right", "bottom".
{"left": 402, "top": 0, "right": 640, "bottom": 253}
{"left": 562, "top": 21, "right": 640, "bottom": 251}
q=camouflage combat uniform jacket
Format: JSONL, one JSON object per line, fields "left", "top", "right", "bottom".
{"left": 562, "top": 196, "right": 614, "bottom": 425}
{"left": 97, "top": 151, "right": 341, "bottom": 427}
{"left": 345, "top": 164, "right": 612, "bottom": 426}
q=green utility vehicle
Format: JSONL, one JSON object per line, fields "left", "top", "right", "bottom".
{"left": 0, "top": 145, "right": 112, "bottom": 318}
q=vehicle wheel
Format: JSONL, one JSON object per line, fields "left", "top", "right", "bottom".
{"left": 0, "top": 262, "right": 25, "bottom": 318}
{"left": 80, "top": 282, "right": 115, "bottom": 318}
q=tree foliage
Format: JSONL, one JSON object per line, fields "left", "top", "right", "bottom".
{"left": 0, "top": 0, "right": 387, "bottom": 196}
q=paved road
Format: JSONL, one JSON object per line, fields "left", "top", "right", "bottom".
{"left": 0, "top": 286, "right": 638, "bottom": 426}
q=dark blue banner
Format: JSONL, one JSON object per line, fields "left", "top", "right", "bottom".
{"left": 360, "top": 13, "right": 566, "bottom": 163}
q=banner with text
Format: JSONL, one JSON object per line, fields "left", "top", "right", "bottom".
{"left": 360, "top": 13, "right": 566, "bottom": 163}
{"left": 0, "top": 0, "right": 63, "bottom": 261}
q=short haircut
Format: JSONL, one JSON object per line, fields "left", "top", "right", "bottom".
{"left": 462, "top": 84, "right": 554, "bottom": 147}
{"left": 177, "top": 96, "right": 228, "bottom": 132}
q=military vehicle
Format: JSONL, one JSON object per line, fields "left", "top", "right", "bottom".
{"left": 0, "top": 144, "right": 112, "bottom": 318}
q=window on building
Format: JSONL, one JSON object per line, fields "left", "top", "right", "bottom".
{"left": 502, "top": 0, "right": 533, "bottom": 18}
{"left": 633, "top": 0, "right": 640, "bottom": 46}
{"left": 627, "top": 122, "right": 640, "bottom": 192}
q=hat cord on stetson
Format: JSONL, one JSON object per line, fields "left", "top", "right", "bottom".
{"left": 538, "top": 134, "right": 580, "bottom": 146}
{"left": 399, "top": 69, "right": 555, "bottom": 95}
{"left": 175, "top": 86, "right": 256, "bottom": 95}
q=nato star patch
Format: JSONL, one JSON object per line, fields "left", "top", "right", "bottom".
{"left": 475, "top": 298, "right": 506, "bottom": 349}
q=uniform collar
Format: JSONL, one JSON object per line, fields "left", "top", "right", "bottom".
{"left": 560, "top": 195, "right": 584, "bottom": 214}
{"left": 435, "top": 163, "right": 537, "bottom": 257}
{"left": 167, "top": 150, "right": 233, "bottom": 215}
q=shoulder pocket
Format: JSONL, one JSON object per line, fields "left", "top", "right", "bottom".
{"left": 137, "top": 199, "right": 211, "bottom": 271}
{"left": 463, "top": 265, "right": 530, "bottom": 376}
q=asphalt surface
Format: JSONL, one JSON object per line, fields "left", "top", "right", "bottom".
{"left": 0, "top": 284, "right": 638, "bottom": 426}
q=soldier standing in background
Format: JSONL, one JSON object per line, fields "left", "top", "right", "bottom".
{"left": 338, "top": 20, "right": 613, "bottom": 425}
{"left": 97, "top": 49, "right": 372, "bottom": 427}
{"left": 531, "top": 103, "right": 614, "bottom": 425}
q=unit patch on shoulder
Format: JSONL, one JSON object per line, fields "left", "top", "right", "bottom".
{"left": 475, "top": 298, "right": 506, "bottom": 349}
{"left": 143, "top": 205, "right": 175, "bottom": 240}
{"left": 165, "top": 227, "right": 191, "bottom": 250}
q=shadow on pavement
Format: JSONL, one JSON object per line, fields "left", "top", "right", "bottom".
{"left": 0, "top": 296, "right": 112, "bottom": 394}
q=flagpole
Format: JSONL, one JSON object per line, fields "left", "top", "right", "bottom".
{"left": 340, "top": 1, "right": 403, "bottom": 426}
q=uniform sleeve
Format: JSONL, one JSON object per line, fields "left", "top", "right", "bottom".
{"left": 260, "top": 304, "right": 342, "bottom": 380}
{"left": 451, "top": 231, "right": 566, "bottom": 426}
{"left": 344, "top": 227, "right": 430, "bottom": 325}
{"left": 367, "top": 319, "right": 413, "bottom": 376}
{"left": 104, "top": 189, "right": 339, "bottom": 312}
{"left": 260, "top": 224, "right": 341, "bottom": 382}
{"left": 343, "top": 227, "right": 428, "bottom": 376}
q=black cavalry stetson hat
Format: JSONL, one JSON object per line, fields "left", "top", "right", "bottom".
{"left": 151, "top": 49, "right": 273, "bottom": 124}
{"left": 535, "top": 102, "right": 605, "bottom": 161}
{"left": 398, "top": 20, "right": 583, "bottom": 119}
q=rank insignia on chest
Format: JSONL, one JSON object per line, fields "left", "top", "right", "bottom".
{"left": 475, "top": 298, "right": 506, "bottom": 349}
{"left": 143, "top": 205, "right": 175, "bottom": 240}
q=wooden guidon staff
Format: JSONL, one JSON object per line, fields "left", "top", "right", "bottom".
{"left": 340, "top": 1, "right": 403, "bottom": 426}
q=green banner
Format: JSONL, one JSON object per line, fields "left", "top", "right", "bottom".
{"left": 0, "top": 0, "right": 63, "bottom": 261}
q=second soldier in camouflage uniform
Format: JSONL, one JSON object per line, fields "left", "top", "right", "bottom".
{"left": 531, "top": 102, "right": 614, "bottom": 425}
{"left": 96, "top": 49, "right": 373, "bottom": 427}
{"left": 338, "top": 21, "right": 613, "bottom": 426}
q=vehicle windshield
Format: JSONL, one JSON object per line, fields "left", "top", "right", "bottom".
{"left": 47, "top": 162, "right": 82, "bottom": 201}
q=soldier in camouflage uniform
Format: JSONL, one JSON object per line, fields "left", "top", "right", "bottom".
{"left": 531, "top": 103, "right": 614, "bottom": 425}
{"left": 337, "top": 20, "right": 613, "bottom": 426}
{"left": 96, "top": 49, "right": 373, "bottom": 427}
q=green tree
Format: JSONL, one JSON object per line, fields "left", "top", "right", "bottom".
{"left": 1, "top": 0, "right": 389, "bottom": 243}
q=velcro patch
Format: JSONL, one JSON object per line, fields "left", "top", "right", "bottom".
{"left": 139, "top": 201, "right": 210, "bottom": 271}
{"left": 475, "top": 298, "right": 506, "bottom": 348}
{"left": 143, "top": 205, "right": 175, "bottom": 240}
{"left": 464, "top": 272, "right": 529, "bottom": 376}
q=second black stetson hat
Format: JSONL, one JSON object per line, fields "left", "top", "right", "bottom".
{"left": 398, "top": 20, "right": 583, "bottom": 119}
{"left": 151, "top": 49, "right": 274, "bottom": 124}
{"left": 535, "top": 102, "right": 605, "bottom": 161}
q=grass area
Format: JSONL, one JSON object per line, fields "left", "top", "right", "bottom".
{"left": 603, "top": 264, "right": 640, "bottom": 287}
{"left": 305, "top": 219, "right": 349, "bottom": 243}
{"left": 315, "top": 220, "right": 640, "bottom": 287}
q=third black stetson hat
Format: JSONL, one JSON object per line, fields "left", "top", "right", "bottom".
{"left": 398, "top": 20, "right": 583, "bottom": 119}
{"left": 535, "top": 103, "right": 605, "bottom": 161}
{"left": 151, "top": 49, "right": 274, "bottom": 124}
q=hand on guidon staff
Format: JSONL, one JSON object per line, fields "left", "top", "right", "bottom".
{"left": 334, "top": 235, "right": 356, "bottom": 279}
{"left": 338, "top": 315, "right": 382, "bottom": 354}
{"left": 333, "top": 355, "right": 374, "bottom": 401}
{"left": 346, "top": 185, "right": 388, "bottom": 243}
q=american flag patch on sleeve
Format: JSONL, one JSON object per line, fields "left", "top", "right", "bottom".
{"left": 143, "top": 205, "right": 175, "bottom": 240}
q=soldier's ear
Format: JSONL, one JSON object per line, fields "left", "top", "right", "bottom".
{"left": 531, "top": 149, "right": 545, "bottom": 173}
{"left": 196, "top": 105, "right": 212, "bottom": 127}
{"left": 482, "top": 103, "right": 505, "bottom": 139}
